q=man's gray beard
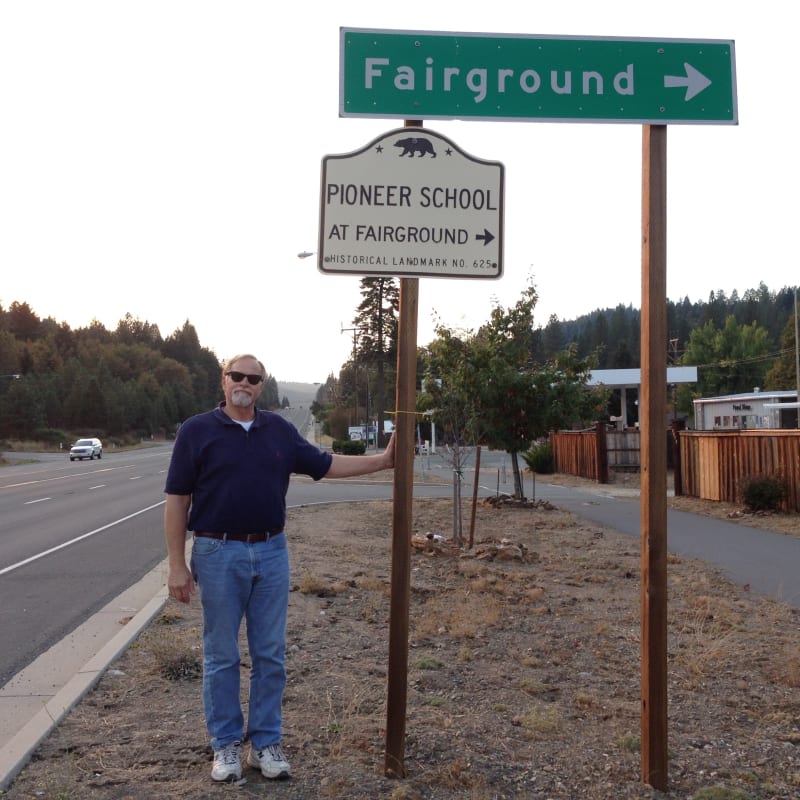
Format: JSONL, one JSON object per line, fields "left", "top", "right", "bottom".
{"left": 230, "top": 390, "right": 254, "bottom": 408}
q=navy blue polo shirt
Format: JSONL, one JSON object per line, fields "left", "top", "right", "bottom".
{"left": 164, "top": 404, "right": 333, "bottom": 534}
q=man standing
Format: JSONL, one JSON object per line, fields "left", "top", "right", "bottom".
{"left": 164, "top": 353, "right": 395, "bottom": 782}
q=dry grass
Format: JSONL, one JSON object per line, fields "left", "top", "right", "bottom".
{"left": 4, "top": 496, "right": 800, "bottom": 799}
{"left": 146, "top": 621, "right": 202, "bottom": 681}
{"left": 297, "top": 571, "right": 331, "bottom": 595}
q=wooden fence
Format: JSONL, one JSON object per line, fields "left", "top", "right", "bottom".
{"left": 550, "top": 422, "right": 610, "bottom": 483}
{"left": 550, "top": 422, "right": 671, "bottom": 483}
{"left": 677, "top": 429, "right": 800, "bottom": 512}
{"left": 550, "top": 424, "right": 800, "bottom": 512}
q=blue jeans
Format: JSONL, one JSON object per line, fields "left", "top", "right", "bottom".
{"left": 190, "top": 533, "right": 289, "bottom": 751}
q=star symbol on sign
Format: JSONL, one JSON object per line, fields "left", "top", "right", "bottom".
{"left": 375, "top": 145, "right": 384, "bottom": 154}
{"left": 445, "top": 147, "right": 453, "bottom": 156}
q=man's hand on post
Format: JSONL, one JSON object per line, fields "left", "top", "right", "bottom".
{"left": 384, "top": 432, "right": 396, "bottom": 469}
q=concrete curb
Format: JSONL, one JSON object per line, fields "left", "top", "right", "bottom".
{"left": 0, "top": 592, "right": 167, "bottom": 790}
{"left": 0, "top": 540, "right": 192, "bottom": 792}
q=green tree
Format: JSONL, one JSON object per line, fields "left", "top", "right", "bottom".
{"left": 703, "top": 289, "right": 729, "bottom": 329}
{"left": 424, "top": 282, "right": 600, "bottom": 501}
{"left": 542, "top": 314, "right": 564, "bottom": 361}
{"left": 162, "top": 319, "right": 201, "bottom": 363}
{"left": 7, "top": 301, "right": 42, "bottom": 341}
{"left": 764, "top": 311, "right": 799, "bottom": 390}
{"left": 420, "top": 330, "right": 480, "bottom": 544}
{"left": 115, "top": 313, "right": 163, "bottom": 346}
{"left": 311, "top": 374, "right": 341, "bottom": 438}
{"left": 258, "top": 375, "right": 280, "bottom": 410}
{"left": 592, "top": 312, "right": 609, "bottom": 369}
{"left": 682, "top": 314, "right": 773, "bottom": 400}
{"left": 0, "top": 329, "right": 21, "bottom": 374}
{"left": 352, "top": 277, "right": 399, "bottom": 446}
{"left": 0, "top": 375, "right": 46, "bottom": 438}
{"left": 28, "top": 334, "right": 63, "bottom": 373}
{"left": 163, "top": 321, "right": 223, "bottom": 415}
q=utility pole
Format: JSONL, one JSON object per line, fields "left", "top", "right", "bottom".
{"left": 795, "top": 287, "right": 799, "bottom": 428}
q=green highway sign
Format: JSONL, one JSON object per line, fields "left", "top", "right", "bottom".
{"left": 340, "top": 28, "right": 737, "bottom": 125}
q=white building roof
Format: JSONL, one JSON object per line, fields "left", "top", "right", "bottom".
{"left": 694, "top": 389, "right": 797, "bottom": 405}
{"left": 587, "top": 366, "right": 698, "bottom": 387}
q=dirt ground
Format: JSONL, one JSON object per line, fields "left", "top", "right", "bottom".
{"left": 4, "top": 470, "right": 800, "bottom": 800}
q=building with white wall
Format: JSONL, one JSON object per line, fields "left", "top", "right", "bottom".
{"left": 692, "top": 389, "right": 799, "bottom": 430}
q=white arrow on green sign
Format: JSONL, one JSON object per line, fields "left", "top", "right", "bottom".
{"left": 340, "top": 28, "right": 737, "bottom": 125}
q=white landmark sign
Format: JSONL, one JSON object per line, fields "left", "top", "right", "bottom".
{"left": 318, "top": 128, "right": 504, "bottom": 279}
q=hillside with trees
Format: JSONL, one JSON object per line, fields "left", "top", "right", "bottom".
{"left": 2, "top": 281, "right": 797, "bottom": 445}
{"left": 538, "top": 283, "right": 798, "bottom": 420}
{"left": 0, "top": 303, "right": 280, "bottom": 443}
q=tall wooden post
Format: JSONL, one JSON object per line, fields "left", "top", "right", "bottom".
{"left": 595, "top": 420, "right": 609, "bottom": 483}
{"left": 794, "top": 288, "right": 799, "bottom": 426}
{"left": 640, "top": 124, "right": 669, "bottom": 789}
{"left": 384, "top": 121, "right": 422, "bottom": 778}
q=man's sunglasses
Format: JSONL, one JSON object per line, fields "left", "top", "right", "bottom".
{"left": 225, "top": 371, "right": 264, "bottom": 385}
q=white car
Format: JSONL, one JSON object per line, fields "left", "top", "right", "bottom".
{"left": 70, "top": 438, "right": 103, "bottom": 461}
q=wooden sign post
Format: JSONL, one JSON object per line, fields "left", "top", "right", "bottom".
{"left": 640, "top": 124, "right": 669, "bottom": 789}
{"left": 384, "top": 122, "right": 422, "bottom": 778}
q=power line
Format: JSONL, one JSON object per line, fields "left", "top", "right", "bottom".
{"left": 689, "top": 347, "right": 795, "bottom": 371}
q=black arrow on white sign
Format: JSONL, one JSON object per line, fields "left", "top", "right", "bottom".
{"left": 476, "top": 229, "right": 494, "bottom": 246}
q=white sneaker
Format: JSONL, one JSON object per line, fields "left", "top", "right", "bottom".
{"left": 247, "top": 743, "right": 291, "bottom": 779}
{"left": 211, "top": 741, "right": 242, "bottom": 782}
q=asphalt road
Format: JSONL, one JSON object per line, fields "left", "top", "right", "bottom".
{"left": 0, "top": 447, "right": 172, "bottom": 686}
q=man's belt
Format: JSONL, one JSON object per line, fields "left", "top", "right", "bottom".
{"left": 194, "top": 529, "right": 283, "bottom": 543}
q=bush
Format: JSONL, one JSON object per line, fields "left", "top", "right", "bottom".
{"left": 522, "top": 442, "right": 554, "bottom": 474}
{"left": 332, "top": 439, "right": 367, "bottom": 455}
{"left": 32, "top": 428, "right": 70, "bottom": 446}
{"left": 738, "top": 474, "right": 787, "bottom": 512}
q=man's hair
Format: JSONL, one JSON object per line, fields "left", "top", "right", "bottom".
{"left": 222, "top": 354, "right": 267, "bottom": 380}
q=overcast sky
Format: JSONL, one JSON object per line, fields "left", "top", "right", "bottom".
{"left": 1, "top": 1, "right": 795, "bottom": 383}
